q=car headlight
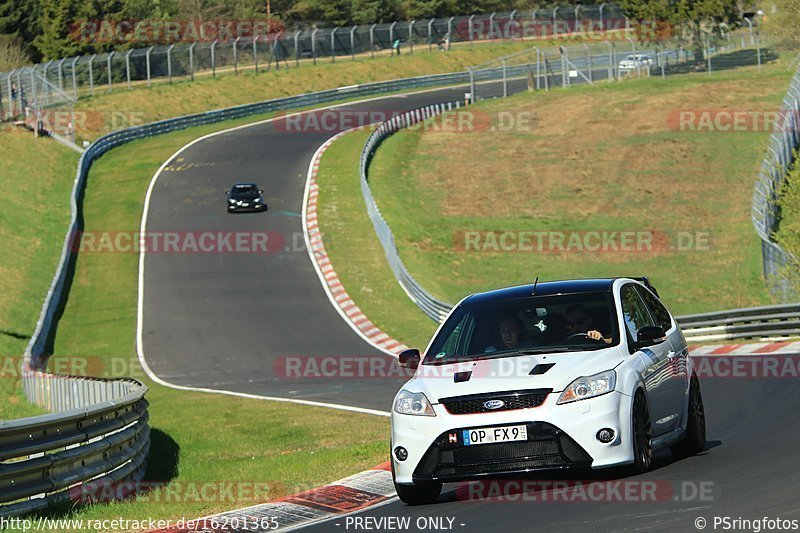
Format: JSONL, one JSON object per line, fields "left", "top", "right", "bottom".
{"left": 228, "top": 199, "right": 236, "bottom": 204}
{"left": 393, "top": 389, "right": 436, "bottom": 416}
{"left": 557, "top": 370, "right": 616, "bottom": 405}
{"left": 254, "top": 198, "right": 262, "bottom": 203}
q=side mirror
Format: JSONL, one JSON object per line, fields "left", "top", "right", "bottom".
{"left": 634, "top": 326, "right": 666, "bottom": 349}
{"left": 398, "top": 348, "right": 421, "bottom": 370}
{"left": 259, "top": 189, "right": 264, "bottom": 194}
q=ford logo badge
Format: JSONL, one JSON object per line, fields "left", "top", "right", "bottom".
{"left": 483, "top": 399, "right": 505, "bottom": 410}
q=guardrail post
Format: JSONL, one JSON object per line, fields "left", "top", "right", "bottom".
{"left": 294, "top": 31, "right": 302, "bottom": 67}
{"left": 574, "top": 5, "right": 581, "bottom": 34}
{"left": 705, "top": 36, "right": 711, "bottom": 74}
{"left": 370, "top": 24, "right": 377, "bottom": 58}
{"left": 428, "top": 19, "right": 434, "bottom": 51}
{"left": 211, "top": 40, "right": 217, "bottom": 77}
{"left": 331, "top": 27, "right": 338, "bottom": 62}
{"left": 468, "top": 68, "right": 475, "bottom": 104}
{"left": 531, "top": 8, "right": 539, "bottom": 41}
{"left": 233, "top": 36, "right": 240, "bottom": 74}
{"left": 659, "top": 42, "right": 665, "bottom": 78}
{"left": 535, "top": 48, "right": 541, "bottom": 90}
{"left": 408, "top": 20, "right": 414, "bottom": 54}
{"left": 468, "top": 15, "right": 476, "bottom": 44}
{"left": 145, "top": 46, "right": 153, "bottom": 86}
{"left": 167, "top": 44, "right": 174, "bottom": 83}
{"left": 509, "top": 10, "right": 517, "bottom": 40}
{"left": 599, "top": 2, "right": 606, "bottom": 31}
{"left": 502, "top": 58, "right": 508, "bottom": 97}
{"left": 543, "top": 54, "right": 549, "bottom": 91}
{"left": 312, "top": 28, "right": 319, "bottom": 64}
{"left": 351, "top": 26, "right": 357, "bottom": 60}
{"left": 489, "top": 12, "right": 495, "bottom": 40}
{"left": 561, "top": 46, "right": 570, "bottom": 87}
{"left": 106, "top": 52, "right": 114, "bottom": 91}
{"left": 125, "top": 50, "right": 132, "bottom": 89}
{"left": 189, "top": 43, "right": 196, "bottom": 81}
{"left": 70, "top": 57, "right": 78, "bottom": 99}
{"left": 88, "top": 54, "right": 96, "bottom": 96}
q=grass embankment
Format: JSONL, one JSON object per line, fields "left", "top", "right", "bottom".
{"left": 8, "top": 114, "right": 388, "bottom": 530}
{"left": 72, "top": 40, "right": 537, "bottom": 141}
{"left": 0, "top": 126, "right": 78, "bottom": 420}
{"left": 775, "top": 161, "right": 800, "bottom": 288}
{"left": 313, "top": 63, "right": 794, "bottom": 349}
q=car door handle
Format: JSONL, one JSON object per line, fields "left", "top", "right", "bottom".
{"left": 667, "top": 351, "right": 677, "bottom": 359}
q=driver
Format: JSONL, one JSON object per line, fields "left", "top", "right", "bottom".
{"left": 565, "top": 304, "right": 612, "bottom": 344}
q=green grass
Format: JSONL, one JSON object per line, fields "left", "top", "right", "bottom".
{"left": 775, "top": 158, "right": 800, "bottom": 289}
{"left": 314, "top": 62, "right": 795, "bottom": 340}
{"left": 0, "top": 125, "right": 78, "bottom": 420}
{"left": 315, "top": 129, "right": 435, "bottom": 349}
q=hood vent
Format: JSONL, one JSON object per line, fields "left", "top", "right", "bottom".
{"left": 529, "top": 363, "right": 555, "bottom": 376}
{"left": 454, "top": 371, "right": 472, "bottom": 383}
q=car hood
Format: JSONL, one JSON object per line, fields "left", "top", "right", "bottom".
{"left": 409, "top": 346, "right": 626, "bottom": 403}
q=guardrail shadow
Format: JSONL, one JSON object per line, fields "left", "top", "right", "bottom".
{"left": 26, "top": 429, "right": 180, "bottom": 519}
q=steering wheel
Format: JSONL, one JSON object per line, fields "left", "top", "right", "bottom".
{"left": 565, "top": 332, "right": 589, "bottom": 341}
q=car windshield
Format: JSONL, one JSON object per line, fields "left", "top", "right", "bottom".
{"left": 231, "top": 185, "right": 258, "bottom": 196}
{"left": 423, "top": 291, "right": 619, "bottom": 365}
{"left": 626, "top": 55, "right": 636, "bottom": 61}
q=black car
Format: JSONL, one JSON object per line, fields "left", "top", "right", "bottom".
{"left": 227, "top": 183, "right": 267, "bottom": 212}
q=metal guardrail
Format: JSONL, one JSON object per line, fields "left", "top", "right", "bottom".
{"left": 1, "top": 373, "right": 149, "bottom": 517}
{"left": 360, "top": 105, "right": 460, "bottom": 322}
{"left": 751, "top": 61, "right": 800, "bottom": 298}
{"left": 676, "top": 304, "right": 800, "bottom": 342}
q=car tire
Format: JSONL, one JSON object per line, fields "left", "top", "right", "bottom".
{"left": 670, "top": 376, "right": 706, "bottom": 458}
{"left": 630, "top": 391, "right": 653, "bottom": 474}
{"left": 394, "top": 481, "right": 442, "bottom": 505}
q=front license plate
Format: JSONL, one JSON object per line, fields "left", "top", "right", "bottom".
{"left": 463, "top": 425, "right": 527, "bottom": 446}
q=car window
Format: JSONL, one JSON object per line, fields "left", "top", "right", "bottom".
{"left": 424, "top": 291, "right": 619, "bottom": 364}
{"left": 619, "top": 284, "right": 655, "bottom": 340}
{"left": 637, "top": 286, "right": 672, "bottom": 332}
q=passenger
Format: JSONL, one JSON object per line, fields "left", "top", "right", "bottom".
{"left": 485, "top": 316, "right": 540, "bottom": 352}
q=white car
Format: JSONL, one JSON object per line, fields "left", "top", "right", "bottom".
{"left": 618, "top": 54, "right": 654, "bottom": 74}
{"left": 391, "top": 277, "right": 705, "bottom": 505}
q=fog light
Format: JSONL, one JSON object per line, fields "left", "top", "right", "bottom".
{"left": 394, "top": 446, "right": 408, "bottom": 461}
{"left": 596, "top": 428, "right": 615, "bottom": 443}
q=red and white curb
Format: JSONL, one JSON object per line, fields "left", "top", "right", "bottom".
{"left": 688, "top": 340, "right": 800, "bottom": 356}
{"left": 152, "top": 462, "right": 395, "bottom": 532}
{"left": 302, "top": 129, "right": 409, "bottom": 357}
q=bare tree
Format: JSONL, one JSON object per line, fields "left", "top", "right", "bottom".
{"left": 0, "top": 36, "right": 27, "bottom": 71}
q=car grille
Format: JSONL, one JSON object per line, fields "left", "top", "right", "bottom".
{"left": 413, "top": 422, "right": 592, "bottom": 482}
{"left": 439, "top": 389, "right": 551, "bottom": 415}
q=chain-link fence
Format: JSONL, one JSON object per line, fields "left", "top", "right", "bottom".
{"left": 752, "top": 61, "right": 800, "bottom": 299}
{"left": 0, "top": 3, "right": 661, "bottom": 121}
{"left": 1, "top": 67, "right": 77, "bottom": 140}
{"left": 468, "top": 28, "right": 765, "bottom": 102}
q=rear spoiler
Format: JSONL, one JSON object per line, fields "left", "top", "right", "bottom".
{"left": 629, "top": 276, "right": 659, "bottom": 297}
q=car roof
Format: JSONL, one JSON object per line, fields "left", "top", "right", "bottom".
{"left": 462, "top": 279, "right": 618, "bottom": 305}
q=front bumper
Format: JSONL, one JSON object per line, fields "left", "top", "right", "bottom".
{"left": 228, "top": 202, "right": 267, "bottom": 212}
{"left": 391, "top": 390, "right": 634, "bottom": 484}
